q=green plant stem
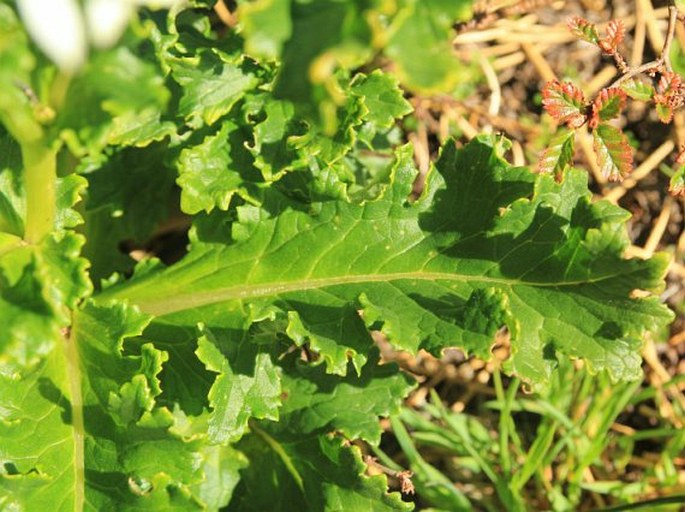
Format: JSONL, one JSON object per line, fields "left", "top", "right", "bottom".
{"left": 0, "top": 90, "right": 56, "bottom": 243}
{"left": 22, "top": 140, "right": 56, "bottom": 242}
{"left": 63, "top": 324, "right": 85, "bottom": 512}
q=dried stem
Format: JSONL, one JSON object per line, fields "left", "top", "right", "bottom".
{"left": 364, "top": 456, "right": 415, "bottom": 494}
{"left": 608, "top": 5, "right": 680, "bottom": 89}
{"left": 663, "top": 4, "right": 678, "bottom": 72}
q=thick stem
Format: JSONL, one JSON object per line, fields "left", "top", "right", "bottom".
{"left": 22, "top": 140, "right": 57, "bottom": 243}
{"left": 0, "top": 85, "right": 56, "bottom": 243}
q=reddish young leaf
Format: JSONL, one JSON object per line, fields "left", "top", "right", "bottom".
{"left": 538, "top": 128, "right": 575, "bottom": 181}
{"left": 620, "top": 78, "right": 655, "bottom": 102}
{"left": 670, "top": 165, "right": 685, "bottom": 196}
{"left": 592, "top": 123, "right": 633, "bottom": 182}
{"left": 656, "top": 72, "right": 681, "bottom": 95}
{"left": 598, "top": 19, "right": 625, "bottom": 53}
{"left": 589, "top": 88, "right": 626, "bottom": 128}
{"left": 568, "top": 16, "right": 600, "bottom": 45}
{"left": 654, "top": 72, "right": 683, "bottom": 123}
{"left": 542, "top": 80, "right": 587, "bottom": 128}
{"left": 655, "top": 103, "right": 674, "bottom": 123}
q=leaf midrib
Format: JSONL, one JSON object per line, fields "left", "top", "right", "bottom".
{"left": 101, "top": 269, "right": 627, "bottom": 318}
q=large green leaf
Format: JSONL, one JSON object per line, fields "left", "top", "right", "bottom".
{"left": 0, "top": 214, "right": 91, "bottom": 510}
{"left": 278, "top": 347, "right": 415, "bottom": 444}
{"left": 99, "top": 137, "right": 673, "bottom": 387}
{"left": 230, "top": 427, "right": 412, "bottom": 511}
{"left": 0, "top": 335, "right": 77, "bottom": 511}
{"left": 71, "top": 301, "right": 246, "bottom": 510}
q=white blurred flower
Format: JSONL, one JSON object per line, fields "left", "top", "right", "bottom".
{"left": 17, "top": 0, "right": 87, "bottom": 72}
{"left": 17, "top": 0, "right": 182, "bottom": 72}
{"left": 85, "top": 0, "right": 134, "bottom": 49}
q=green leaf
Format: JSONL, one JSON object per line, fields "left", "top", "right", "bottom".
{"left": 270, "top": 1, "right": 372, "bottom": 110}
{"left": 100, "top": 138, "right": 673, "bottom": 387}
{"left": 384, "top": 0, "right": 474, "bottom": 93}
{"left": 591, "top": 88, "right": 626, "bottom": 126}
{"left": 230, "top": 427, "right": 412, "bottom": 511}
{"left": 351, "top": 71, "right": 412, "bottom": 130}
{"left": 538, "top": 128, "right": 575, "bottom": 180}
{"left": 170, "top": 51, "right": 261, "bottom": 129}
{"left": 568, "top": 16, "right": 600, "bottom": 45}
{"left": 71, "top": 301, "right": 245, "bottom": 509}
{"left": 278, "top": 347, "right": 414, "bottom": 444}
{"left": 0, "top": 333, "right": 78, "bottom": 510}
{"left": 592, "top": 123, "right": 633, "bottom": 181}
{"left": 0, "top": 128, "right": 24, "bottom": 236}
{"left": 176, "top": 119, "right": 262, "bottom": 214}
{"left": 0, "top": 233, "right": 91, "bottom": 352}
{"left": 620, "top": 78, "right": 655, "bottom": 102}
{"left": 56, "top": 45, "right": 173, "bottom": 157}
{"left": 655, "top": 102, "right": 674, "bottom": 124}
{"left": 55, "top": 175, "right": 87, "bottom": 230}
{"left": 669, "top": 164, "right": 685, "bottom": 196}
{"left": 238, "top": 0, "right": 292, "bottom": 60}
{"left": 196, "top": 325, "right": 282, "bottom": 443}
{"left": 247, "top": 97, "right": 305, "bottom": 180}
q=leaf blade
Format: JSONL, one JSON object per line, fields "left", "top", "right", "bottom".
{"left": 100, "top": 138, "right": 672, "bottom": 387}
{"left": 592, "top": 123, "right": 633, "bottom": 181}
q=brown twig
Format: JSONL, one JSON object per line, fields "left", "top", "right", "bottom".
{"left": 608, "top": 5, "right": 679, "bottom": 89}
{"left": 363, "top": 456, "right": 415, "bottom": 495}
{"left": 213, "top": 0, "right": 237, "bottom": 27}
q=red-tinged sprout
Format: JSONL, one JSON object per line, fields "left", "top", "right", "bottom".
{"left": 654, "top": 72, "right": 684, "bottom": 123}
{"left": 598, "top": 19, "right": 625, "bottom": 53}
{"left": 657, "top": 72, "right": 682, "bottom": 95}
{"left": 542, "top": 80, "right": 587, "bottom": 129}
{"left": 568, "top": 16, "right": 599, "bottom": 45}
{"left": 592, "top": 124, "right": 633, "bottom": 182}
{"left": 589, "top": 87, "right": 627, "bottom": 128}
